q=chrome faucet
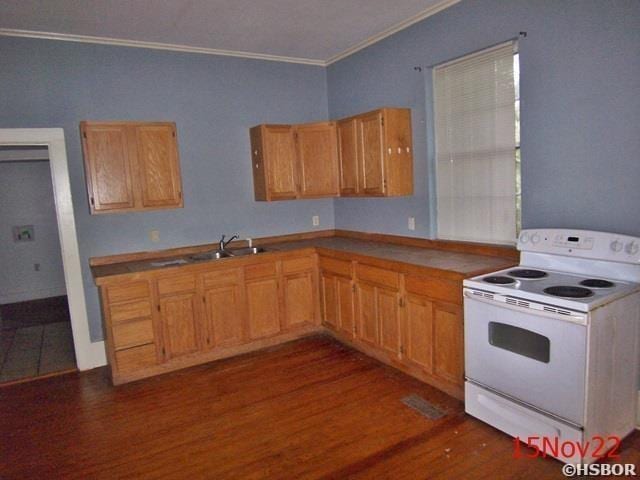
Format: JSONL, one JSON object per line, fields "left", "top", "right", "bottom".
{"left": 218, "top": 234, "right": 239, "bottom": 251}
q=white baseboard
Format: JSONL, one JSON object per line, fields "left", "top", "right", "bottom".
{"left": 81, "top": 340, "right": 107, "bottom": 370}
{"left": 0, "top": 285, "right": 67, "bottom": 305}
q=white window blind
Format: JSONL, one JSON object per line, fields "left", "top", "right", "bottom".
{"left": 434, "top": 42, "right": 517, "bottom": 244}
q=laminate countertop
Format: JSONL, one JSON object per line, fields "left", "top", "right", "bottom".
{"left": 91, "top": 236, "right": 518, "bottom": 282}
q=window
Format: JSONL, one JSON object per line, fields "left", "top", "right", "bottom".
{"left": 434, "top": 42, "right": 520, "bottom": 244}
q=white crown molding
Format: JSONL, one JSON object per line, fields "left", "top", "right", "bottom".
{"left": 0, "top": 28, "right": 326, "bottom": 66}
{"left": 325, "top": 0, "right": 461, "bottom": 65}
{"left": 0, "top": 0, "right": 459, "bottom": 67}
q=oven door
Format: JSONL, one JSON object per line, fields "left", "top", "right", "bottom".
{"left": 464, "top": 290, "right": 587, "bottom": 425}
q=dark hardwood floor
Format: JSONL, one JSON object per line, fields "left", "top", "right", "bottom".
{"left": 1, "top": 335, "right": 638, "bottom": 479}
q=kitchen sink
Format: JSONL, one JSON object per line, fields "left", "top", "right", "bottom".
{"left": 228, "top": 247, "right": 267, "bottom": 256}
{"left": 189, "top": 250, "right": 233, "bottom": 261}
{"left": 188, "top": 247, "right": 266, "bottom": 262}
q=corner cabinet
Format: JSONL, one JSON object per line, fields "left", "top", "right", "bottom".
{"left": 250, "top": 107, "right": 413, "bottom": 201}
{"left": 80, "top": 121, "right": 183, "bottom": 214}
{"left": 320, "top": 257, "right": 465, "bottom": 399}
{"left": 250, "top": 122, "right": 338, "bottom": 201}
{"left": 338, "top": 108, "right": 413, "bottom": 197}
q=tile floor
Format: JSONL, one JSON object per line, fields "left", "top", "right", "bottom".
{"left": 0, "top": 297, "right": 76, "bottom": 384}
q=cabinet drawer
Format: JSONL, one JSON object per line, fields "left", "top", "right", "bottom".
{"left": 282, "top": 256, "right": 314, "bottom": 274}
{"left": 202, "top": 268, "right": 241, "bottom": 288}
{"left": 114, "top": 344, "right": 157, "bottom": 374}
{"left": 405, "top": 275, "right": 462, "bottom": 305}
{"left": 245, "top": 262, "right": 277, "bottom": 280}
{"left": 319, "top": 256, "right": 351, "bottom": 278}
{"left": 107, "top": 281, "right": 150, "bottom": 304}
{"left": 355, "top": 264, "right": 399, "bottom": 289}
{"left": 110, "top": 300, "right": 153, "bottom": 323}
{"left": 112, "top": 318, "right": 154, "bottom": 350}
{"left": 157, "top": 273, "right": 197, "bottom": 295}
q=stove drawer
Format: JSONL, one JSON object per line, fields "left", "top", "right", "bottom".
{"left": 465, "top": 381, "right": 584, "bottom": 464}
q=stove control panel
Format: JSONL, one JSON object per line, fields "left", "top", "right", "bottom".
{"left": 518, "top": 229, "right": 640, "bottom": 263}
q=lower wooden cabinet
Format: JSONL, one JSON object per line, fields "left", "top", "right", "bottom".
{"left": 159, "top": 292, "right": 202, "bottom": 360}
{"left": 321, "top": 261, "right": 464, "bottom": 398}
{"left": 320, "top": 257, "right": 355, "bottom": 338}
{"left": 99, "top": 254, "right": 318, "bottom": 384}
{"left": 100, "top": 279, "right": 161, "bottom": 380}
{"left": 202, "top": 268, "right": 244, "bottom": 348}
{"left": 403, "top": 276, "right": 465, "bottom": 393}
{"left": 432, "top": 302, "right": 464, "bottom": 385}
{"left": 355, "top": 282, "right": 379, "bottom": 347}
{"left": 97, "top": 250, "right": 464, "bottom": 398}
{"left": 282, "top": 270, "right": 315, "bottom": 329}
{"left": 245, "top": 262, "right": 281, "bottom": 340}
{"left": 354, "top": 264, "right": 402, "bottom": 358}
{"left": 403, "top": 294, "right": 434, "bottom": 372}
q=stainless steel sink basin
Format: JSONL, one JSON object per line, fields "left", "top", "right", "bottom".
{"left": 189, "top": 250, "right": 233, "bottom": 261}
{"left": 228, "top": 247, "right": 267, "bottom": 256}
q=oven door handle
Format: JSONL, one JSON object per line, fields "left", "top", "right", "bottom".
{"left": 463, "top": 290, "right": 588, "bottom": 324}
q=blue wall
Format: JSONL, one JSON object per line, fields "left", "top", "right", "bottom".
{"left": 0, "top": 37, "right": 332, "bottom": 341}
{"left": 1, "top": 0, "right": 639, "bottom": 342}
{"left": 327, "top": 0, "right": 640, "bottom": 239}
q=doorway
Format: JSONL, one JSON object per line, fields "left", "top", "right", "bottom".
{"left": 0, "top": 148, "right": 77, "bottom": 381}
{"left": 0, "top": 129, "right": 102, "bottom": 382}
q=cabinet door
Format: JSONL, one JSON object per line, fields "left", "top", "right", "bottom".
{"left": 337, "top": 276, "right": 355, "bottom": 337}
{"left": 359, "top": 111, "right": 385, "bottom": 195}
{"left": 404, "top": 294, "right": 434, "bottom": 372}
{"left": 320, "top": 273, "right": 339, "bottom": 330}
{"left": 282, "top": 271, "right": 315, "bottom": 329}
{"left": 296, "top": 122, "right": 339, "bottom": 198}
{"left": 433, "top": 303, "right": 464, "bottom": 386}
{"left": 356, "top": 282, "right": 378, "bottom": 347}
{"left": 378, "top": 287, "right": 401, "bottom": 358}
{"left": 203, "top": 284, "right": 243, "bottom": 348}
{"left": 246, "top": 277, "right": 281, "bottom": 339}
{"left": 81, "top": 123, "right": 136, "bottom": 212}
{"left": 135, "top": 124, "right": 183, "bottom": 208}
{"left": 263, "top": 125, "right": 298, "bottom": 200}
{"left": 159, "top": 293, "right": 201, "bottom": 360}
{"left": 337, "top": 118, "right": 360, "bottom": 196}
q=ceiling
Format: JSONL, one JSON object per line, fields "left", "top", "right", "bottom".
{"left": 0, "top": 0, "right": 459, "bottom": 65}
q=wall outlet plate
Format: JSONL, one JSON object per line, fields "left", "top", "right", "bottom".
{"left": 149, "top": 229, "right": 160, "bottom": 243}
{"left": 312, "top": 215, "right": 320, "bottom": 227}
{"left": 408, "top": 217, "right": 416, "bottom": 231}
{"left": 13, "top": 225, "right": 35, "bottom": 242}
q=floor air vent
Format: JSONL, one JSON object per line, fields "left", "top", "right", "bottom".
{"left": 401, "top": 394, "right": 446, "bottom": 420}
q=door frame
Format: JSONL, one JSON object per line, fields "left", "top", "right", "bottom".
{"left": 0, "top": 128, "right": 105, "bottom": 370}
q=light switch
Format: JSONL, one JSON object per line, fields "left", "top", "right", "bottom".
{"left": 312, "top": 215, "right": 320, "bottom": 227}
{"left": 149, "top": 230, "right": 160, "bottom": 242}
{"left": 408, "top": 217, "right": 416, "bottom": 231}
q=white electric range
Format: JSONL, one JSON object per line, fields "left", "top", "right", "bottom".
{"left": 463, "top": 229, "right": 640, "bottom": 464}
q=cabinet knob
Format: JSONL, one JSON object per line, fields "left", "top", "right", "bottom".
{"left": 406, "top": 147, "right": 411, "bottom": 153}
{"left": 388, "top": 147, "right": 392, "bottom": 155}
{"left": 255, "top": 163, "right": 259, "bottom": 169}
{"left": 397, "top": 147, "right": 402, "bottom": 154}
{"left": 254, "top": 150, "right": 258, "bottom": 156}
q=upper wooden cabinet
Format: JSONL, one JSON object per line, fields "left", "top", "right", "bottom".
{"left": 80, "top": 121, "right": 183, "bottom": 214}
{"left": 250, "top": 107, "right": 413, "bottom": 201}
{"left": 296, "top": 122, "right": 339, "bottom": 198}
{"left": 338, "top": 108, "right": 413, "bottom": 197}
{"left": 250, "top": 122, "right": 338, "bottom": 201}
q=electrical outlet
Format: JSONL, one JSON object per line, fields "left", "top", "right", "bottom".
{"left": 149, "top": 229, "right": 160, "bottom": 243}
{"left": 408, "top": 217, "right": 416, "bottom": 231}
{"left": 312, "top": 215, "right": 320, "bottom": 227}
